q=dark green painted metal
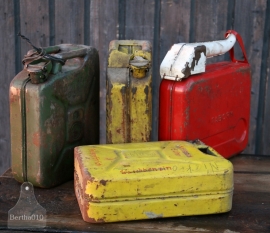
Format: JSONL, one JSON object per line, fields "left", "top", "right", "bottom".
{"left": 10, "top": 44, "right": 100, "bottom": 188}
{"left": 21, "top": 77, "right": 31, "bottom": 182}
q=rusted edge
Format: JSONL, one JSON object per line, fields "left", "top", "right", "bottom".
{"left": 84, "top": 217, "right": 106, "bottom": 223}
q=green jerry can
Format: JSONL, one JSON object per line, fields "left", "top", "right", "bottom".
{"left": 106, "top": 40, "right": 152, "bottom": 144}
{"left": 10, "top": 44, "right": 99, "bottom": 188}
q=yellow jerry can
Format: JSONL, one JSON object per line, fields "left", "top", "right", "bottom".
{"left": 106, "top": 40, "right": 152, "bottom": 144}
{"left": 74, "top": 141, "right": 233, "bottom": 223}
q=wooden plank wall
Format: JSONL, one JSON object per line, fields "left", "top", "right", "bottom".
{"left": 0, "top": 0, "right": 269, "bottom": 174}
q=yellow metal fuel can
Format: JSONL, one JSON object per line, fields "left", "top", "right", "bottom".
{"left": 74, "top": 141, "right": 233, "bottom": 223}
{"left": 106, "top": 40, "right": 152, "bottom": 144}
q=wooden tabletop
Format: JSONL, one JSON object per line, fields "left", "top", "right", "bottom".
{"left": 0, "top": 154, "right": 269, "bottom": 233}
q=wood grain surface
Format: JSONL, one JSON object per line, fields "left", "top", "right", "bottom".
{"left": 0, "top": 154, "right": 269, "bottom": 232}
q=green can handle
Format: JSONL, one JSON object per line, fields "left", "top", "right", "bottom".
{"left": 53, "top": 48, "right": 88, "bottom": 60}
{"left": 27, "top": 45, "right": 88, "bottom": 61}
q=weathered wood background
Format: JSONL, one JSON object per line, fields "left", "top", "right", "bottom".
{"left": 1, "top": 0, "right": 270, "bottom": 174}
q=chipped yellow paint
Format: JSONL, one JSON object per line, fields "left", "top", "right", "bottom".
{"left": 108, "top": 49, "right": 130, "bottom": 68}
{"left": 74, "top": 141, "right": 234, "bottom": 223}
{"left": 74, "top": 155, "right": 85, "bottom": 207}
{"left": 132, "top": 49, "right": 151, "bottom": 61}
{"left": 106, "top": 40, "right": 152, "bottom": 144}
{"left": 129, "top": 79, "right": 152, "bottom": 142}
{"left": 107, "top": 82, "right": 128, "bottom": 144}
{"left": 85, "top": 193, "right": 232, "bottom": 222}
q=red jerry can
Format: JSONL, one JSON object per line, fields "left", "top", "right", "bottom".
{"left": 158, "top": 30, "right": 251, "bottom": 158}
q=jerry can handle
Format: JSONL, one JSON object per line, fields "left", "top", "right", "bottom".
{"left": 24, "top": 45, "right": 89, "bottom": 83}
{"left": 41, "top": 45, "right": 61, "bottom": 54}
{"left": 27, "top": 45, "right": 88, "bottom": 61}
{"left": 225, "top": 30, "right": 249, "bottom": 64}
{"left": 109, "top": 40, "right": 151, "bottom": 52}
{"left": 53, "top": 47, "right": 88, "bottom": 60}
{"left": 26, "top": 45, "right": 61, "bottom": 56}
{"left": 18, "top": 33, "right": 90, "bottom": 83}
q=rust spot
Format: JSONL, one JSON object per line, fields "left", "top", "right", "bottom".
{"left": 144, "top": 85, "right": 149, "bottom": 105}
{"left": 120, "top": 85, "right": 126, "bottom": 95}
{"left": 85, "top": 216, "right": 105, "bottom": 223}
{"left": 181, "top": 45, "right": 206, "bottom": 78}
{"left": 9, "top": 94, "right": 15, "bottom": 104}
{"left": 181, "top": 62, "right": 191, "bottom": 78}
{"left": 191, "top": 45, "right": 206, "bottom": 71}
{"left": 144, "top": 85, "right": 149, "bottom": 95}
{"left": 131, "top": 86, "right": 137, "bottom": 95}
{"left": 32, "top": 131, "right": 47, "bottom": 147}
{"left": 33, "top": 132, "right": 41, "bottom": 147}
{"left": 100, "top": 179, "right": 108, "bottom": 186}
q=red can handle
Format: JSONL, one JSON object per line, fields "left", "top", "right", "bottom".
{"left": 225, "top": 30, "right": 249, "bottom": 64}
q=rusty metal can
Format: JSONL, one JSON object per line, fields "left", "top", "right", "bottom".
{"left": 74, "top": 140, "right": 233, "bottom": 223}
{"left": 10, "top": 44, "right": 99, "bottom": 188}
{"left": 159, "top": 30, "right": 251, "bottom": 158}
{"left": 106, "top": 40, "right": 152, "bottom": 144}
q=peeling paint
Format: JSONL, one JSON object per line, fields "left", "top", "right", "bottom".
{"left": 161, "top": 32, "right": 237, "bottom": 80}
{"left": 106, "top": 40, "right": 152, "bottom": 144}
{"left": 131, "top": 86, "right": 137, "bottom": 95}
{"left": 144, "top": 211, "right": 163, "bottom": 219}
{"left": 100, "top": 179, "right": 108, "bottom": 186}
{"left": 191, "top": 45, "right": 206, "bottom": 71}
{"left": 75, "top": 141, "right": 233, "bottom": 223}
{"left": 181, "top": 62, "right": 191, "bottom": 79}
